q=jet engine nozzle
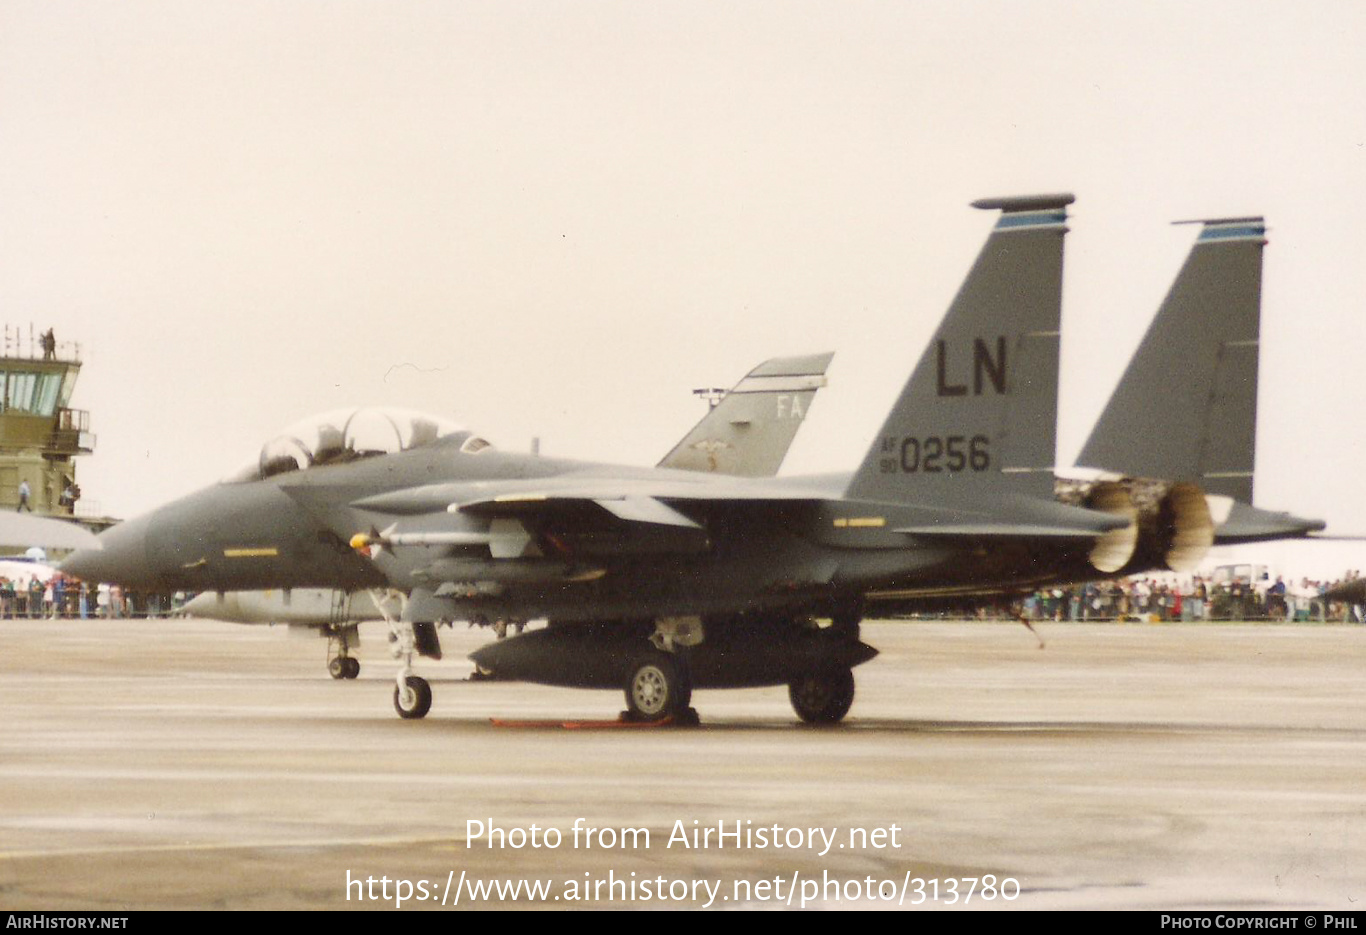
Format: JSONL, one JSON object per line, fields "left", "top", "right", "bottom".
{"left": 1073, "top": 478, "right": 1213, "bottom": 575}
{"left": 1153, "top": 482, "right": 1214, "bottom": 572}
{"left": 1084, "top": 482, "right": 1138, "bottom": 574}
{"left": 1098, "top": 479, "right": 1214, "bottom": 574}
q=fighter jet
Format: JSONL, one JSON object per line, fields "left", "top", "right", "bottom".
{"left": 62, "top": 194, "right": 1210, "bottom": 725}
{"left": 178, "top": 352, "right": 835, "bottom": 680}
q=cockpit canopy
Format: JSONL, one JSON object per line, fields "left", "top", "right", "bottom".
{"left": 224, "top": 407, "right": 491, "bottom": 482}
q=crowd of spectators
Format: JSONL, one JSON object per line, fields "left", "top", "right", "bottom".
{"left": 0, "top": 572, "right": 173, "bottom": 619}
{"left": 1019, "top": 570, "right": 1366, "bottom": 623}
{"left": 6, "top": 569, "right": 1366, "bottom": 624}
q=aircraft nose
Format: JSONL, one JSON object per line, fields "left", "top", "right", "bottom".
{"left": 60, "top": 515, "right": 151, "bottom": 586}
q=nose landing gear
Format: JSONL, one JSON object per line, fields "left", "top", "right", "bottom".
{"left": 394, "top": 673, "right": 432, "bottom": 719}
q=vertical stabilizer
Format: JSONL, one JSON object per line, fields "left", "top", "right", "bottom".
{"left": 658, "top": 352, "right": 833, "bottom": 476}
{"left": 1076, "top": 218, "right": 1265, "bottom": 502}
{"left": 846, "top": 194, "right": 1072, "bottom": 504}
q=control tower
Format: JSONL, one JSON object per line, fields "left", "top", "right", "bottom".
{"left": 0, "top": 326, "right": 97, "bottom": 523}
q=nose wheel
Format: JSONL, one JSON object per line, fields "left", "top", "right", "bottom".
{"left": 388, "top": 616, "right": 433, "bottom": 719}
{"left": 394, "top": 674, "right": 432, "bottom": 719}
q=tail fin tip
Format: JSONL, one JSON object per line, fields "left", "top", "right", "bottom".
{"left": 1172, "top": 216, "right": 1267, "bottom": 245}
{"left": 971, "top": 193, "right": 1075, "bottom": 212}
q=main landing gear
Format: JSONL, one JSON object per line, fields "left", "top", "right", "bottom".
{"left": 788, "top": 669, "right": 856, "bottom": 724}
{"left": 379, "top": 609, "right": 865, "bottom": 725}
{"left": 623, "top": 651, "right": 694, "bottom": 723}
{"left": 619, "top": 618, "right": 703, "bottom": 725}
{"left": 785, "top": 606, "right": 861, "bottom": 724}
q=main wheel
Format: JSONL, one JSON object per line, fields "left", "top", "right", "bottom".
{"left": 394, "top": 675, "right": 432, "bottom": 719}
{"left": 789, "top": 669, "right": 855, "bottom": 724}
{"left": 343, "top": 657, "right": 361, "bottom": 680}
{"left": 328, "top": 657, "right": 346, "bottom": 680}
{"left": 624, "top": 653, "right": 689, "bottom": 721}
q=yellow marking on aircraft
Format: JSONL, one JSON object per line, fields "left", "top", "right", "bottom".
{"left": 833, "top": 517, "right": 886, "bottom": 528}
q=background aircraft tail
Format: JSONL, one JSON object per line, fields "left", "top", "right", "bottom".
{"left": 658, "top": 352, "right": 832, "bottom": 476}
{"left": 845, "top": 194, "right": 1072, "bottom": 504}
{"left": 1068, "top": 217, "right": 1321, "bottom": 565}
{"left": 1075, "top": 218, "right": 1266, "bottom": 501}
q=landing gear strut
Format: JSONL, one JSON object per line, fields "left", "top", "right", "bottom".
{"left": 374, "top": 589, "right": 439, "bottom": 721}
{"left": 387, "top": 615, "right": 433, "bottom": 720}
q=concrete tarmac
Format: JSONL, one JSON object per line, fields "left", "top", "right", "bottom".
{"left": 0, "top": 617, "right": 1363, "bottom": 910}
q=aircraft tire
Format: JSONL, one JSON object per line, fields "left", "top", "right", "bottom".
{"left": 343, "top": 658, "right": 361, "bottom": 680}
{"left": 624, "top": 653, "right": 688, "bottom": 722}
{"left": 328, "top": 657, "right": 346, "bottom": 680}
{"left": 394, "top": 675, "right": 432, "bottom": 720}
{"left": 789, "top": 669, "right": 855, "bottom": 724}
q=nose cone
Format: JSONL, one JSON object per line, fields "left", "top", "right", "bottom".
{"left": 60, "top": 514, "right": 152, "bottom": 586}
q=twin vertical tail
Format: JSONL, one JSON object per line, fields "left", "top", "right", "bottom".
{"left": 846, "top": 194, "right": 1072, "bottom": 505}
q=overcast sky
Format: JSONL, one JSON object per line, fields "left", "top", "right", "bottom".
{"left": 2, "top": 1, "right": 1363, "bottom": 535}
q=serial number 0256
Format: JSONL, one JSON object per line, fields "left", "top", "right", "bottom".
{"left": 879, "top": 435, "right": 990, "bottom": 474}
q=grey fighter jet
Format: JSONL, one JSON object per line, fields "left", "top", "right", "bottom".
{"left": 61, "top": 194, "right": 1241, "bottom": 724}
{"left": 177, "top": 352, "right": 834, "bottom": 680}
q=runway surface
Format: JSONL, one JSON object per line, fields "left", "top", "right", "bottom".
{"left": 0, "top": 617, "right": 1362, "bottom": 910}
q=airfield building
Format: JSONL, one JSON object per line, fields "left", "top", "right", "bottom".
{"left": 0, "top": 326, "right": 96, "bottom": 522}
